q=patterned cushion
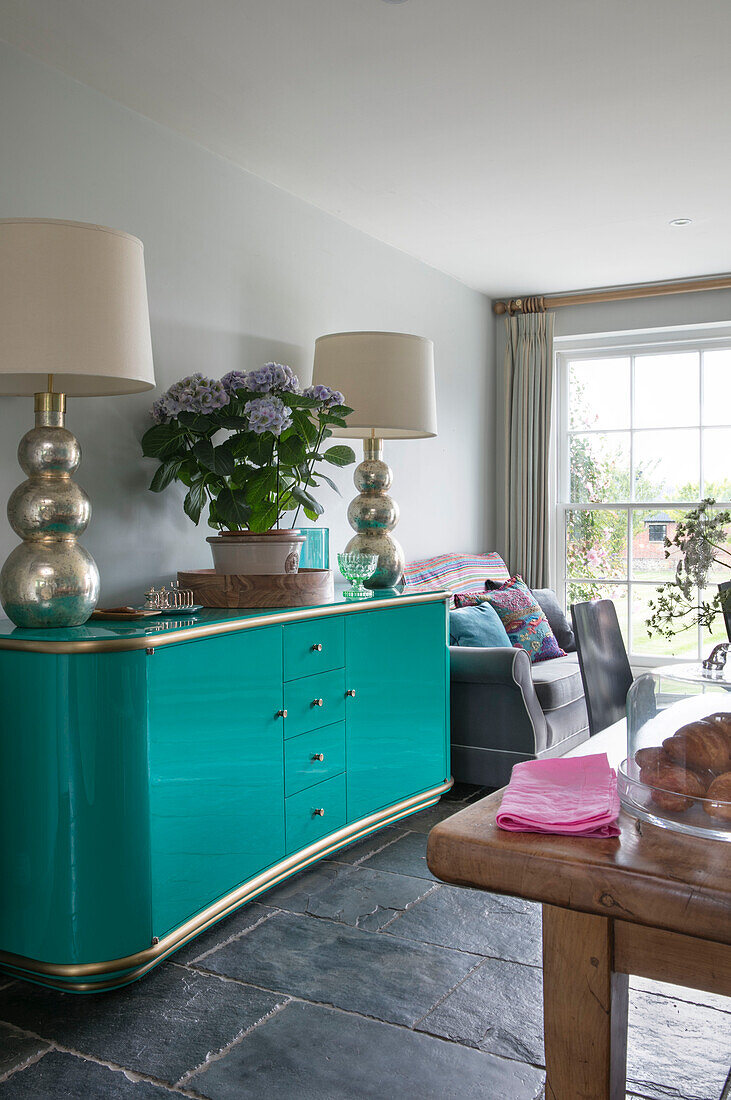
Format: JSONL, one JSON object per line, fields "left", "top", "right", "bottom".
{"left": 402, "top": 553, "right": 510, "bottom": 596}
{"left": 454, "top": 576, "right": 566, "bottom": 663}
{"left": 449, "top": 603, "right": 512, "bottom": 648}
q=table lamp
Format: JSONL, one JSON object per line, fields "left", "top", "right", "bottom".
{"left": 311, "top": 331, "right": 436, "bottom": 587}
{"left": 0, "top": 218, "right": 155, "bottom": 628}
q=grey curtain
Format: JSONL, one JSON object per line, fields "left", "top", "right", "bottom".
{"left": 503, "top": 311, "right": 555, "bottom": 588}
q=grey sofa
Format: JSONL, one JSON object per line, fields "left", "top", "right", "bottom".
{"left": 450, "top": 646, "right": 590, "bottom": 788}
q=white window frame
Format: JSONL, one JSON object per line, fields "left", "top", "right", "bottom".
{"left": 554, "top": 322, "right": 731, "bottom": 666}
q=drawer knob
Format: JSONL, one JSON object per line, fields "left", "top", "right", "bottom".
{"left": 311, "top": 643, "right": 323, "bottom": 652}
{"left": 312, "top": 753, "right": 325, "bottom": 761}
{"left": 312, "top": 698, "right": 324, "bottom": 707}
{"left": 345, "top": 689, "right": 356, "bottom": 698}
{"left": 276, "top": 709, "right": 288, "bottom": 718}
{"left": 313, "top": 808, "right": 325, "bottom": 817}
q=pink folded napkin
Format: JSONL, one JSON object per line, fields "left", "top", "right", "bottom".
{"left": 496, "top": 753, "right": 621, "bottom": 838}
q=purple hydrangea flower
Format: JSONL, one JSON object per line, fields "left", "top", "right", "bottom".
{"left": 220, "top": 370, "right": 249, "bottom": 395}
{"left": 149, "top": 373, "right": 229, "bottom": 421}
{"left": 303, "top": 384, "right": 345, "bottom": 408}
{"left": 244, "top": 396, "right": 294, "bottom": 436}
{"left": 246, "top": 362, "right": 300, "bottom": 394}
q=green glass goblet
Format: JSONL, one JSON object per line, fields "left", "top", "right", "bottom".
{"left": 337, "top": 552, "right": 378, "bottom": 599}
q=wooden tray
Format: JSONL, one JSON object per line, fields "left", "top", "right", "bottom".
{"left": 177, "top": 568, "right": 334, "bottom": 609}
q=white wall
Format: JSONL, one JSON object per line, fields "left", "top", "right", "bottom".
{"left": 0, "top": 42, "right": 495, "bottom": 604}
{"left": 494, "top": 287, "right": 731, "bottom": 567}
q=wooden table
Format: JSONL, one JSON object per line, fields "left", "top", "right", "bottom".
{"left": 427, "top": 790, "right": 731, "bottom": 1100}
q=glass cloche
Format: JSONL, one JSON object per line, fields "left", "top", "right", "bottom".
{"left": 619, "top": 663, "right": 731, "bottom": 841}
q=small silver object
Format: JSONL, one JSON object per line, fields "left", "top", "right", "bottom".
{"left": 144, "top": 580, "right": 199, "bottom": 614}
{"left": 702, "top": 642, "right": 729, "bottom": 675}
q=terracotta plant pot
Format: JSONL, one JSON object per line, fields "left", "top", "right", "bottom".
{"left": 207, "top": 530, "right": 305, "bottom": 576}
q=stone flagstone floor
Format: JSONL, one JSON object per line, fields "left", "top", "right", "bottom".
{"left": 0, "top": 784, "right": 729, "bottom": 1099}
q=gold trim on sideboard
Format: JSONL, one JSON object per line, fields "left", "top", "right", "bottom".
{"left": 0, "top": 591, "right": 450, "bottom": 654}
{"left": 0, "top": 779, "right": 453, "bottom": 992}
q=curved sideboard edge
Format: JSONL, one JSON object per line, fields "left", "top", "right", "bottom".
{"left": 0, "top": 778, "right": 454, "bottom": 993}
{"left": 0, "top": 591, "right": 451, "bottom": 654}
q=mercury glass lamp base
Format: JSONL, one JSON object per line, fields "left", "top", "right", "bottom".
{"left": 346, "top": 438, "right": 405, "bottom": 589}
{"left": 0, "top": 392, "right": 100, "bottom": 628}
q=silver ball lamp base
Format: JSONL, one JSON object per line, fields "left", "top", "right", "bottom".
{"left": 0, "top": 392, "right": 100, "bottom": 628}
{"left": 345, "top": 437, "right": 404, "bottom": 589}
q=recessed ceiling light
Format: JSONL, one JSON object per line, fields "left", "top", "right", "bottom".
{"left": 669, "top": 218, "right": 692, "bottom": 227}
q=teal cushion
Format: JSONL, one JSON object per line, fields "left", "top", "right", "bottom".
{"left": 449, "top": 603, "right": 512, "bottom": 648}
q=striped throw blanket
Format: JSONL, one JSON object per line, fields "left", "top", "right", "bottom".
{"left": 402, "top": 553, "right": 510, "bottom": 596}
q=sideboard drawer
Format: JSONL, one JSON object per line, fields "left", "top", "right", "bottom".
{"left": 284, "top": 722, "right": 345, "bottom": 797}
{"left": 285, "top": 773, "right": 346, "bottom": 854}
{"left": 283, "top": 617, "right": 345, "bottom": 681}
{"left": 284, "top": 668, "right": 345, "bottom": 738}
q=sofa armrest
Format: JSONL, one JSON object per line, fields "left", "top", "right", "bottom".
{"left": 450, "top": 645, "right": 530, "bottom": 685}
{"left": 448, "top": 645, "right": 548, "bottom": 756}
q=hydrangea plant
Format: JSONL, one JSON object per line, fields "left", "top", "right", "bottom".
{"left": 142, "top": 364, "right": 355, "bottom": 532}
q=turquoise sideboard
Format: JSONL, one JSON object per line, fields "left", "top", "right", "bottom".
{"left": 0, "top": 589, "right": 450, "bottom": 992}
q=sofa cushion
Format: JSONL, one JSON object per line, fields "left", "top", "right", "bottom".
{"left": 403, "top": 552, "right": 510, "bottom": 595}
{"left": 455, "top": 576, "right": 566, "bottom": 664}
{"left": 531, "top": 588, "right": 576, "bottom": 652}
{"left": 531, "top": 654, "right": 585, "bottom": 712}
{"left": 449, "top": 604, "right": 512, "bottom": 648}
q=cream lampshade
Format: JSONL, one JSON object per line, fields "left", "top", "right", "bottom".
{"left": 0, "top": 218, "right": 155, "bottom": 628}
{"left": 312, "top": 331, "right": 436, "bottom": 587}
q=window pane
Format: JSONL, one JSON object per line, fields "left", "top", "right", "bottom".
{"left": 703, "top": 349, "right": 731, "bottom": 426}
{"left": 567, "top": 583, "right": 628, "bottom": 646}
{"left": 630, "top": 508, "right": 685, "bottom": 580}
{"left": 634, "top": 353, "right": 699, "bottom": 428}
{"left": 569, "top": 358, "right": 630, "bottom": 430}
{"left": 566, "top": 509, "right": 627, "bottom": 579}
{"left": 702, "top": 428, "right": 731, "bottom": 500}
{"left": 633, "top": 429, "right": 699, "bottom": 501}
{"left": 630, "top": 584, "right": 699, "bottom": 660}
{"left": 570, "top": 432, "right": 630, "bottom": 503}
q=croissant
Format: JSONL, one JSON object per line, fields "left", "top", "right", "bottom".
{"left": 639, "top": 761, "right": 706, "bottom": 812}
{"left": 702, "top": 771, "right": 731, "bottom": 822}
{"left": 662, "top": 723, "right": 729, "bottom": 774}
{"left": 634, "top": 746, "right": 669, "bottom": 770}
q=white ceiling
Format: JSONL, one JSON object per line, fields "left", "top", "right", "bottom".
{"left": 1, "top": 0, "right": 730, "bottom": 297}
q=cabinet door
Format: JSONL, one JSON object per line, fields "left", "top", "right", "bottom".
{"left": 345, "top": 603, "right": 448, "bottom": 822}
{"left": 148, "top": 626, "right": 284, "bottom": 937}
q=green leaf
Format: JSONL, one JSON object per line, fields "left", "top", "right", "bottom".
{"left": 247, "top": 434, "right": 275, "bottom": 466}
{"left": 280, "top": 393, "right": 321, "bottom": 408}
{"left": 315, "top": 471, "right": 341, "bottom": 495}
{"left": 217, "top": 414, "right": 251, "bottom": 430}
{"left": 141, "top": 423, "right": 186, "bottom": 459}
{"left": 303, "top": 507, "right": 319, "bottom": 522}
{"left": 177, "top": 412, "right": 212, "bottom": 435}
{"left": 323, "top": 444, "right": 356, "bottom": 467}
{"left": 215, "top": 487, "right": 252, "bottom": 530}
{"left": 329, "top": 404, "right": 353, "bottom": 417}
{"left": 319, "top": 413, "right": 347, "bottom": 428}
{"left": 291, "top": 409, "right": 318, "bottom": 444}
{"left": 277, "top": 434, "right": 306, "bottom": 465}
{"left": 183, "top": 478, "right": 207, "bottom": 525}
{"left": 149, "top": 459, "right": 185, "bottom": 492}
{"left": 192, "top": 439, "right": 235, "bottom": 477}
{"left": 245, "top": 467, "right": 278, "bottom": 504}
{"left": 247, "top": 501, "right": 279, "bottom": 533}
{"left": 290, "top": 484, "right": 324, "bottom": 516}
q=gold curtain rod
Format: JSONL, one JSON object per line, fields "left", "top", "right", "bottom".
{"left": 493, "top": 273, "right": 731, "bottom": 316}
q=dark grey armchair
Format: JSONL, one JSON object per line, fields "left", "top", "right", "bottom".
{"left": 449, "top": 645, "right": 590, "bottom": 789}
